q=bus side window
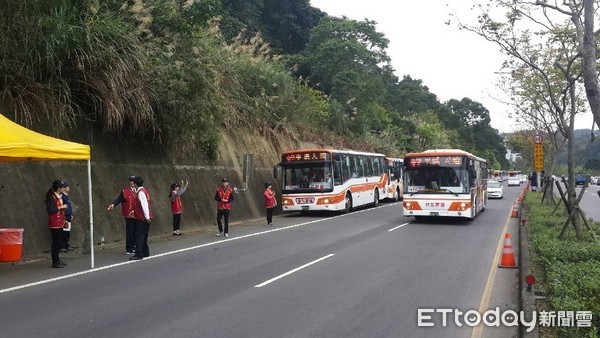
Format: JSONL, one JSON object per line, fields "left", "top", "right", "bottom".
{"left": 349, "top": 156, "right": 357, "bottom": 178}
{"left": 373, "top": 158, "right": 380, "bottom": 176}
{"left": 366, "top": 157, "right": 374, "bottom": 176}
{"left": 358, "top": 156, "right": 365, "bottom": 177}
{"left": 342, "top": 155, "right": 351, "bottom": 181}
{"left": 334, "top": 155, "right": 343, "bottom": 186}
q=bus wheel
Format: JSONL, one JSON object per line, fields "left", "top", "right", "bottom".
{"left": 373, "top": 189, "right": 379, "bottom": 207}
{"left": 343, "top": 193, "right": 352, "bottom": 214}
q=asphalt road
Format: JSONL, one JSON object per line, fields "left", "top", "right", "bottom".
{"left": 0, "top": 189, "right": 519, "bottom": 338}
{"left": 552, "top": 181, "right": 600, "bottom": 222}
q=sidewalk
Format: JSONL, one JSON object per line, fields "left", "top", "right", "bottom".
{"left": 0, "top": 213, "right": 316, "bottom": 291}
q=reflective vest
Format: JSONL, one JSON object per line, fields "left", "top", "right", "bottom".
{"left": 171, "top": 195, "right": 183, "bottom": 214}
{"left": 122, "top": 187, "right": 137, "bottom": 218}
{"left": 48, "top": 193, "right": 66, "bottom": 229}
{"left": 133, "top": 187, "right": 153, "bottom": 220}
{"left": 217, "top": 187, "right": 233, "bottom": 210}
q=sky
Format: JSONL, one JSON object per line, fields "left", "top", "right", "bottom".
{"left": 309, "top": 0, "right": 595, "bottom": 133}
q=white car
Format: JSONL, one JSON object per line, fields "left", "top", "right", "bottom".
{"left": 508, "top": 177, "right": 521, "bottom": 186}
{"left": 487, "top": 181, "right": 504, "bottom": 199}
{"left": 520, "top": 175, "right": 528, "bottom": 183}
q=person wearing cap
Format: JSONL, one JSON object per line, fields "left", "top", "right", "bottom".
{"left": 169, "top": 180, "right": 189, "bottom": 236}
{"left": 214, "top": 178, "right": 234, "bottom": 237}
{"left": 264, "top": 181, "right": 277, "bottom": 226}
{"left": 45, "top": 180, "right": 68, "bottom": 268}
{"left": 60, "top": 181, "right": 73, "bottom": 252}
{"left": 131, "top": 176, "right": 152, "bottom": 260}
{"left": 107, "top": 176, "right": 138, "bottom": 254}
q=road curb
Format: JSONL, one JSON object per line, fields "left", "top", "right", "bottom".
{"left": 518, "top": 192, "right": 539, "bottom": 338}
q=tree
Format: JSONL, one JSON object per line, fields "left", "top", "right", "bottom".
{"left": 220, "top": 0, "right": 324, "bottom": 54}
{"left": 443, "top": 98, "right": 509, "bottom": 168}
{"left": 531, "top": 0, "right": 600, "bottom": 132}
{"left": 461, "top": 1, "right": 587, "bottom": 239}
{"left": 292, "top": 16, "right": 392, "bottom": 135}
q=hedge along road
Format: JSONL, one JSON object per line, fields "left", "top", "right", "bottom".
{"left": 0, "top": 188, "right": 520, "bottom": 338}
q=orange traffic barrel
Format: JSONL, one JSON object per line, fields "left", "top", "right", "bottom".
{"left": 0, "top": 228, "right": 24, "bottom": 262}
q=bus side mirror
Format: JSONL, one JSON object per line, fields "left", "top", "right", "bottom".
{"left": 273, "top": 165, "right": 278, "bottom": 179}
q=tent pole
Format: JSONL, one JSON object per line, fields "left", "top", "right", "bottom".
{"left": 88, "top": 159, "right": 94, "bottom": 269}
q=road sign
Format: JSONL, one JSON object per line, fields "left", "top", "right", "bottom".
{"left": 533, "top": 134, "right": 544, "bottom": 144}
{"left": 533, "top": 143, "right": 544, "bottom": 171}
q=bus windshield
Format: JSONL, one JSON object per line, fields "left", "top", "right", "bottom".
{"left": 404, "top": 167, "right": 470, "bottom": 194}
{"left": 282, "top": 163, "right": 333, "bottom": 193}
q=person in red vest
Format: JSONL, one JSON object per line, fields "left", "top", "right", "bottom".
{"left": 107, "top": 176, "right": 138, "bottom": 254}
{"left": 215, "top": 178, "right": 234, "bottom": 237}
{"left": 264, "top": 181, "right": 277, "bottom": 227}
{"left": 130, "top": 176, "right": 153, "bottom": 260}
{"left": 169, "top": 180, "right": 189, "bottom": 236}
{"left": 46, "top": 180, "right": 68, "bottom": 268}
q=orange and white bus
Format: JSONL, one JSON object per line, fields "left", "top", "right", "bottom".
{"left": 384, "top": 157, "right": 403, "bottom": 201}
{"left": 274, "top": 149, "right": 389, "bottom": 213}
{"left": 402, "top": 149, "right": 488, "bottom": 220}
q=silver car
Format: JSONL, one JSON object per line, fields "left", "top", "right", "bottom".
{"left": 487, "top": 181, "right": 504, "bottom": 199}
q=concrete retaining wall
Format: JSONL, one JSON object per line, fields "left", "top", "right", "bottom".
{"left": 0, "top": 129, "right": 320, "bottom": 257}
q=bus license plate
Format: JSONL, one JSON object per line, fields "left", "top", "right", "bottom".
{"left": 302, "top": 206, "right": 309, "bottom": 211}
{"left": 430, "top": 212, "right": 439, "bottom": 216}
{"left": 296, "top": 198, "right": 314, "bottom": 204}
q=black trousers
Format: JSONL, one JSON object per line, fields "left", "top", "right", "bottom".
{"left": 50, "top": 228, "right": 62, "bottom": 263}
{"left": 173, "top": 213, "right": 181, "bottom": 231}
{"left": 125, "top": 218, "right": 136, "bottom": 252}
{"left": 134, "top": 219, "right": 150, "bottom": 258}
{"left": 61, "top": 230, "right": 71, "bottom": 250}
{"left": 266, "top": 207, "right": 274, "bottom": 224}
{"left": 217, "top": 209, "right": 230, "bottom": 233}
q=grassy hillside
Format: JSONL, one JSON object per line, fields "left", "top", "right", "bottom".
{"left": 0, "top": 0, "right": 508, "bottom": 164}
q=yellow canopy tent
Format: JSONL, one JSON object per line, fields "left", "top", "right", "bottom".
{"left": 0, "top": 113, "right": 97, "bottom": 268}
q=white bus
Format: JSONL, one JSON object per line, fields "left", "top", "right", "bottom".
{"left": 384, "top": 157, "right": 403, "bottom": 201}
{"left": 402, "top": 149, "right": 488, "bottom": 220}
{"left": 274, "top": 149, "right": 389, "bottom": 213}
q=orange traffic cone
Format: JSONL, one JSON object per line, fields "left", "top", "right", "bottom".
{"left": 511, "top": 202, "right": 518, "bottom": 218}
{"left": 499, "top": 233, "right": 517, "bottom": 268}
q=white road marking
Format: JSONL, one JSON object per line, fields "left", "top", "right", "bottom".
{"left": 254, "top": 254, "right": 335, "bottom": 288}
{"left": 471, "top": 207, "right": 513, "bottom": 338}
{"left": 388, "top": 222, "right": 410, "bottom": 232}
{"left": 0, "top": 202, "right": 399, "bottom": 295}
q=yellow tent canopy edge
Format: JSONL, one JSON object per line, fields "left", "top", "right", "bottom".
{"left": 0, "top": 113, "right": 90, "bottom": 162}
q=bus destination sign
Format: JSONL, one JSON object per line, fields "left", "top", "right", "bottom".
{"left": 283, "top": 151, "right": 331, "bottom": 163}
{"left": 407, "top": 156, "right": 464, "bottom": 168}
